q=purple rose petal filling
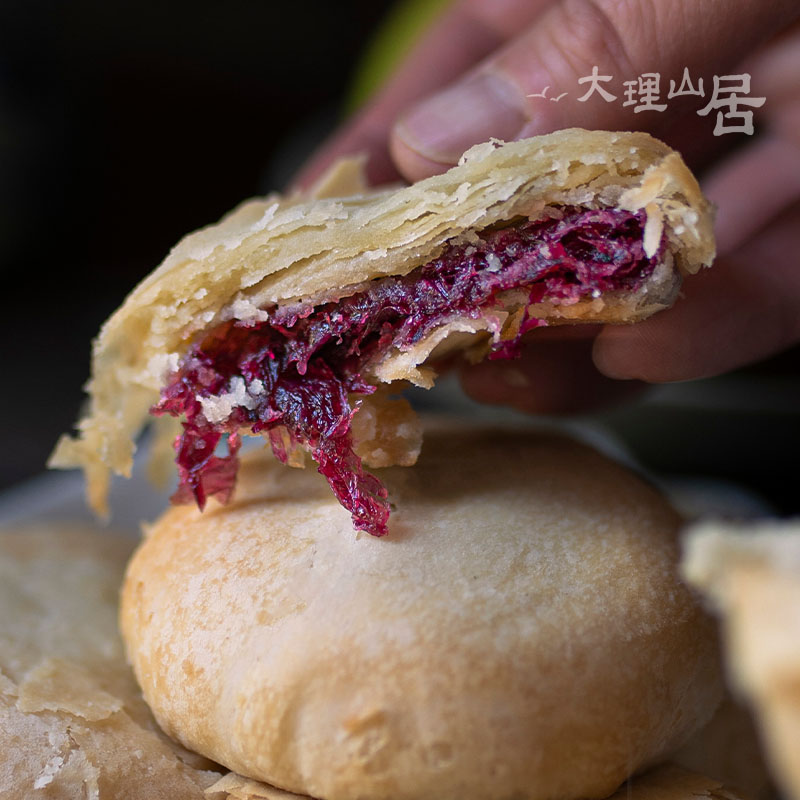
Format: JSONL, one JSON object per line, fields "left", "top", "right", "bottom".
{"left": 152, "top": 206, "right": 661, "bottom": 536}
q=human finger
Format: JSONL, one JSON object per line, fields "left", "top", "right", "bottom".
{"left": 703, "top": 135, "right": 800, "bottom": 256}
{"left": 292, "top": 0, "right": 557, "bottom": 189}
{"left": 459, "top": 325, "right": 646, "bottom": 413}
{"left": 593, "top": 200, "right": 800, "bottom": 383}
{"left": 391, "top": 0, "right": 799, "bottom": 180}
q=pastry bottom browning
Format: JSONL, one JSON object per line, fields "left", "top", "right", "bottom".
{"left": 153, "top": 206, "right": 661, "bottom": 535}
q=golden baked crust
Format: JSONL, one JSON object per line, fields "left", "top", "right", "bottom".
{"left": 205, "top": 764, "right": 748, "bottom": 800}
{"left": 683, "top": 521, "right": 800, "bottom": 800}
{"left": 121, "top": 427, "right": 723, "bottom": 800}
{"left": 0, "top": 524, "right": 228, "bottom": 799}
{"left": 51, "top": 129, "right": 715, "bottom": 514}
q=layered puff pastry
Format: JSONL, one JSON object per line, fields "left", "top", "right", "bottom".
{"left": 0, "top": 525, "right": 227, "bottom": 799}
{"left": 51, "top": 129, "right": 715, "bottom": 534}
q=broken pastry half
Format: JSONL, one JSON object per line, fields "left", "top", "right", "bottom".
{"left": 0, "top": 525, "right": 227, "bottom": 799}
{"left": 683, "top": 520, "right": 800, "bottom": 800}
{"left": 51, "top": 129, "right": 714, "bottom": 534}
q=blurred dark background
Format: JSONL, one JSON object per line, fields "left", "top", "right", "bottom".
{"left": 1, "top": 0, "right": 798, "bottom": 515}
{"left": 0, "top": 0, "right": 394, "bottom": 490}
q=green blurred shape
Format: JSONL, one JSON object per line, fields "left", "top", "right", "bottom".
{"left": 347, "top": 0, "right": 452, "bottom": 112}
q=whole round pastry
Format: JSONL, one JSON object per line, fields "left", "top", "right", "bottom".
{"left": 121, "top": 427, "right": 722, "bottom": 800}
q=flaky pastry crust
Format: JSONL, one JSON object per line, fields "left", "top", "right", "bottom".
{"left": 50, "top": 129, "right": 714, "bottom": 513}
{"left": 203, "top": 764, "right": 748, "bottom": 800}
{"left": 121, "top": 427, "right": 723, "bottom": 800}
{"left": 0, "top": 525, "right": 227, "bottom": 799}
{"left": 683, "top": 521, "right": 800, "bottom": 800}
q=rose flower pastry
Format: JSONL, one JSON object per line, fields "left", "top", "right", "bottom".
{"left": 51, "top": 129, "right": 714, "bottom": 534}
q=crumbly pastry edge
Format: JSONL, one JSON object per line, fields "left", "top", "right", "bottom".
{"left": 49, "top": 128, "right": 715, "bottom": 514}
{"left": 682, "top": 520, "right": 800, "bottom": 800}
{"left": 0, "top": 525, "right": 227, "bottom": 800}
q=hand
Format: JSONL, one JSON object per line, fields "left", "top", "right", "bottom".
{"left": 295, "top": 0, "right": 800, "bottom": 413}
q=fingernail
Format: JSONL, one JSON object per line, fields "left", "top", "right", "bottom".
{"left": 395, "top": 74, "right": 527, "bottom": 165}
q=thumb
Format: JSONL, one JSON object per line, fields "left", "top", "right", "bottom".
{"left": 391, "top": 0, "right": 798, "bottom": 179}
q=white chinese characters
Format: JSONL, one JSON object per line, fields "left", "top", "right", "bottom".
{"left": 576, "top": 66, "right": 616, "bottom": 102}
{"left": 696, "top": 74, "right": 766, "bottom": 135}
{"left": 526, "top": 67, "right": 765, "bottom": 135}
{"left": 622, "top": 73, "right": 667, "bottom": 112}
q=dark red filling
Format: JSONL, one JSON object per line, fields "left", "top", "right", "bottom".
{"left": 152, "top": 207, "right": 659, "bottom": 536}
